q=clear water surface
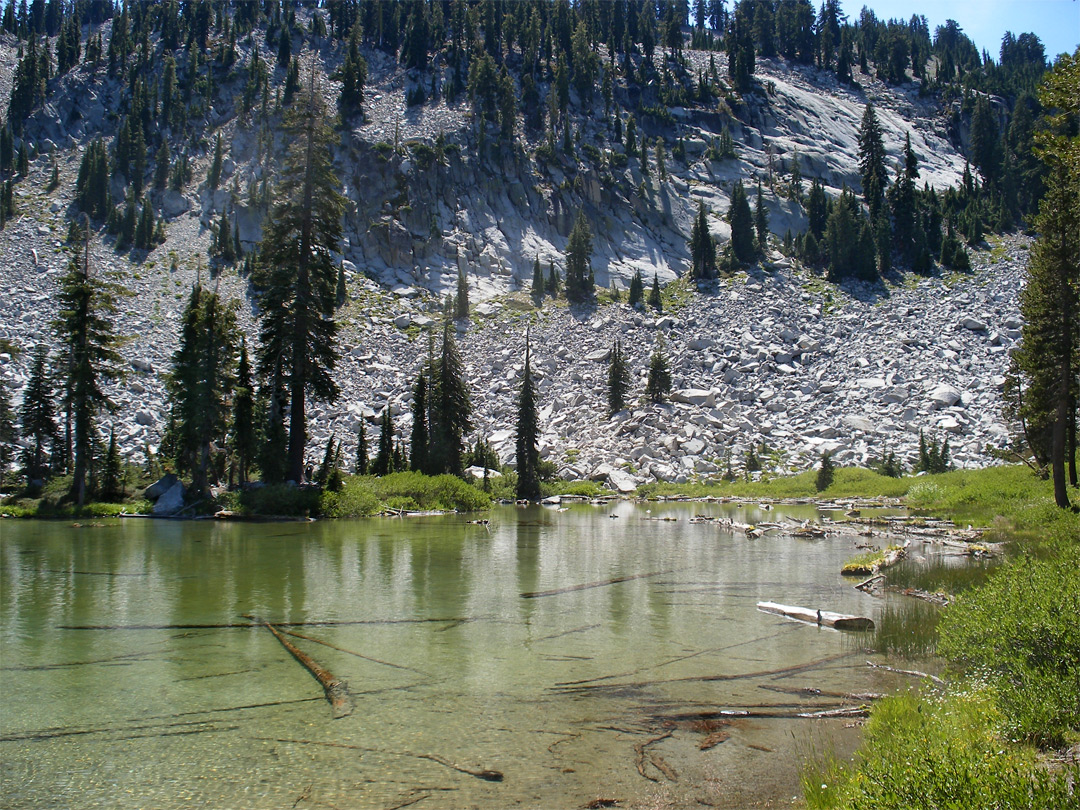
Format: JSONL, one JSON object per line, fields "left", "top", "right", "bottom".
{"left": 1, "top": 503, "right": 912, "bottom": 809}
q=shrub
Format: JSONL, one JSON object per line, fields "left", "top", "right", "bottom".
{"left": 803, "top": 690, "right": 1076, "bottom": 810}
{"left": 319, "top": 478, "right": 380, "bottom": 518}
{"left": 365, "top": 471, "right": 491, "bottom": 512}
{"left": 239, "top": 484, "right": 321, "bottom": 517}
{"left": 938, "top": 545, "right": 1080, "bottom": 747}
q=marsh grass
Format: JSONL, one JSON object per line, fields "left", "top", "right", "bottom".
{"left": 885, "top": 556, "right": 997, "bottom": 595}
{"left": 850, "top": 599, "right": 941, "bottom": 659}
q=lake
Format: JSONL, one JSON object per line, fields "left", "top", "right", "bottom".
{"left": 1, "top": 502, "right": 911, "bottom": 809}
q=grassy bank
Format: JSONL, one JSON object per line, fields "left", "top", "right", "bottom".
{"left": 799, "top": 464, "right": 1079, "bottom": 809}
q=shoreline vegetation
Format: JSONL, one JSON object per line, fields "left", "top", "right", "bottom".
{"left": 2, "top": 462, "right": 1077, "bottom": 808}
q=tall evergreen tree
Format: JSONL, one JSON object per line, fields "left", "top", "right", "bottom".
{"left": 728, "top": 180, "right": 755, "bottom": 263}
{"left": 455, "top": 265, "right": 469, "bottom": 320}
{"left": 100, "top": 424, "right": 122, "bottom": 501}
{"left": 1012, "top": 50, "right": 1079, "bottom": 507}
{"left": 514, "top": 334, "right": 541, "bottom": 501}
{"left": 607, "top": 338, "right": 631, "bottom": 415}
{"left": 409, "top": 371, "right": 428, "bottom": 473}
{"left": 858, "top": 102, "right": 888, "bottom": 218}
{"left": 429, "top": 318, "right": 471, "bottom": 476}
{"left": 754, "top": 180, "right": 769, "bottom": 254}
{"left": 648, "top": 272, "right": 662, "bottom": 311}
{"left": 163, "top": 283, "right": 237, "bottom": 497}
{"left": 231, "top": 337, "right": 256, "bottom": 487}
{"left": 0, "top": 377, "right": 14, "bottom": 485}
{"left": 371, "top": 407, "right": 394, "bottom": 476}
{"left": 646, "top": 337, "right": 673, "bottom": 404}
{"left": 207, "top": 133, "right": 224, "bottom": 190}
{"left": 256, "top": 71, "right": 347, "bottom": 483}
{"left": 355, "top": 419, "right": 368, "bottom": 475}
{"left": 806, "top": 177, "right": 828, "bottom": 239}
{"left": 688, "top": 201, "right": 716, "bottom": 280}
{"left": 531, "top": 256, "right": 544, "bottom": 302}
{"left": 628, "top": 268, "right": 645, "bottom": 307}
{"left": 18, "top": 345, "right": 57, "bottom": 481}
{"left": 53, "top": 227, "right": 126, "bottom": 506}
{"left": 564, "top": 210, "right": 595, "bottom": 304}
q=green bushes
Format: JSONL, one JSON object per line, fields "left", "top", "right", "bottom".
{"left": 938, "top": 545, "right": 1080, "bottom": 747}
{"left": 320, "top": 478, "right": 380, "bottom": 518}
{"left": 239, "top": 484, "right": 321, "bottom": 517}
{"left": 363, "top": 471, "right": 491, "bottom": 512}
{"left": 803, "top": 690, "right": 1077, "bottom": 810}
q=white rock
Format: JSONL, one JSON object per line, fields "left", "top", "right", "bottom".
{"left": 929, "top": 383, "right": 962, "bottom": 408}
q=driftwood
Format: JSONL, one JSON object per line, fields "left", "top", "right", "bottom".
{"left": 267, "top": 738, "right": 503, "bottom": 782}
{"left": 698, "top": 730, "right": 730, "bottom": 750}
{"left": 418, "top": 753, "right": 503, "bottom": 782}
{"left": 279, "top": 628, "right": 427, "bottom": 676}
{"left": 841, "top": 543, "right": 908, "bottom": 576}
{"left": 520, "top": 571, "right": 668, "bottom": 599}
{"left": 854, "top": 573, "right": 887, "bottom": 592}
{"left": 261, "top": 622, "right": 353, "bottom": 719}
{"left": 867, "top": 660, "right": 945, "bottom": 685}
{"left": 60, "top": 617, "right": 476, "bottom": 630}
{"left": 796, "top": 706, "right": 870, "bottom": 719}
{"left": 757, "top": 601, "right": 875, "bottom": 631}
{"left": 632, "top": 732, "right": 672, "bottom": 782}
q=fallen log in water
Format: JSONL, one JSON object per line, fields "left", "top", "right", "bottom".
{"left": 757, "top": 601, "right": 875, "bottom": 631}
{"left": 520, "top": 571, "right": 668, "bottom": 599}
{"left": 867, "top": 660, "right": 945, "bottom": 685}
{"left": 279, "top": 628, "right": 427, "bottom": 676}
{"left": 633, "top": 732, "right": 672, "bottom": 782}
{"left": 261, "top": 622, "right": 353, "bottom": 719}
{"left": 418, "top": 753, "right": 503, "bottom": 782}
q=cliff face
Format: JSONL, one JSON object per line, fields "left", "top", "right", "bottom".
{"left": 0, "top": 23, "right": 1016, "bottom": 484}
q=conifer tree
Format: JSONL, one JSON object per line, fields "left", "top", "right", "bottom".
{"left": 789, "top": 148, "right": 803, "bottom": 202}
{"left": 100, "top": 424, "right": 122, "bottom": 501}
{"left": 231, "top": 337, "right": 256, "bottom": 487}
{"left": 19, "top": 345, "right": 57, "bottom": 481}
{"left": 648, "top": 273, "right": 662, "bottom": 311}
{"left": 429, "top": 318, "right": 471, "bottom": 476}
{"left": 455, "top": 265, "right": 469, "bottom": 320}
{"left": 607, "top": 339, "right": 631, "bottom": 415}
{"left": 728, "top": 180, "right": 755, "bottom": 263}
{"left": 531, "top": 256, "right": 544, "bottom": 302}
{"left": 256, "top": 71, "right": 347, "bottom": 484}
{"left": 371, "top": 407, "right": 393, "bottom": 476}
{"left": 355, "top": 419, "right": 368, "bottom": 475}
{"left": 646, "top": 337, "right": 672, "bottom": 403}
{"left": 564, "top": 210, "right": 595, "bottom": 304}
{"left": 546, "top": 260, "right": 560, "bottom": 296}
{"left": 207, "top": 134, "right": 223, "bottom": 189}
{"left": 858, "top": 102, "right": 888, "bottom": 218}
{"left": 410, "top": 371, "right": 428, "bottom": 473}
{"left": 815, "top": 450, "right": 835, "bottom": 491}
{"left": 628, "top": 268, "right": 645, "bottom": 307}
{"left": 688, "top": 201, "right": 716, "bottom": 280}
{"left": 0, "top": 378, "right": 14, "bottom": 485}
{"left": 807, "top": 177, "right": 828, "bottom": 239}
{"left": 53, "top": 226, "right": 126, "bottom": 506}
{"left": 515, "top": 334, "right": 541, "bottom": 501}
{"left": 163, "top": 283, "right": 237, "bottom": 497}
{"left": 754, "top": 180, "right": 769, "bottom": 254}
{"left": 1012, "top": 50, "right": 1080, "bottom": 506}
{"left": 316, "top": 436, "right": 336, "bottom": 486}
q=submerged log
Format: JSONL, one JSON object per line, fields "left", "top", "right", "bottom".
{"left": 261, "top": 622, "right": 353, "bottom": 719}
{"left": 520, "top": 571, "right": 668, "bottom": 599}
{"left": 757, "top": 601, "right": 875, "bottom": 631}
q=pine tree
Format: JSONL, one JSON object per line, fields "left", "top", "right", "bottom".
{"left": 428, "top": 318, "right": 471, "bottom": 476}
{"left": 646, "top": 337, "right": 672, "bottom": 404}
{"left": 807, "top": 177, "right": 828, "bottom": 239}
{"left": 207, "top": 133, "right": 223, "bottom": 189}
{"left": 754, "top": 180, "right": 769, "bottom": 255}
{"left": 815, "top": 450, "right": 835, "bottom": 491}
{"left": 688, "top": 201, "right": 716, "bottom": 280}
{"left": 19, "top": 344, "right": 57, "bottom": 481}
{"left": 455, "top": 265, "right": 469, "bottom": 320}
{"left": 101, "top": 424, "right": 122, "bottom": 501}
{"left": 163, "top": 283, "right": 238, "bottom": 497}
{"left": 355, "top": 419, "right": 368, "bottom": 475}
{"left": 316, "top": 436, "right": 336, "bottom": 486}
{"left": 515, "top": 334, "right": 541, "bottom": 501}
{"left": 858, "top": 103, "right": 888, "bottom": 218}
{"left": 531, "top": 256, "right": 544, "bottom": 302}
{"left": 371, "top": 407, "right": 393, "bottom": 476}
{"left": 256, "top": 70, "right": 346, "bottom": 484}
{"left": 628, "top": 268, "right": 645, "bottom": 307}
{"left": 410, "top": 371, "right": 428, "bottom": 473}
{"left": 564, "top": 210, "right": 595, "bottom": 304}
{"left": 546, "top": 260, "right": 560, "bottom": 296}
{"left": 728, "top": 180, "right": 755, "bottom": 263}
{"left": 0, "top": 377, "right": 14, "bottom": 485}
{"left": 1012, "top": 51, "right": 1080, "bottom": 507}
{"left": 607, "top": 339, "right": 631, "bottom": 415}
{"left": 231, "top": 337, "right": 256, "bottom": 487}
{"left": 648, "top": 273, "right": 662, "bottom": 311}
{"left": 789, "top": 148, "right": 803, "bottom": 202}
{"left": 53, "top": 227, "right": 126, "bottom": 506}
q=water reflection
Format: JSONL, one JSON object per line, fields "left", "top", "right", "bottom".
{"left": 2, "top": 504, "right": 909, "bottom": 809}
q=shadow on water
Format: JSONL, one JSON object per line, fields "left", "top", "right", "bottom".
{"left": 884, "top": 555, "right": 998, "bottom": 595}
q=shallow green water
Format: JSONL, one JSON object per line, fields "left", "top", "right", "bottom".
{"left": 1, "top": 503, "right": 905, "bottom": 809}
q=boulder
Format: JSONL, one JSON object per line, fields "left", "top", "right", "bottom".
{"left": 842, "top": 415, "right": 876, "bottom": 433}
{"left": 607, "top": 469, "right": 638, "bottom": 493}
{"left": 961, "top": 316, "right": 988, "bottom": 331}
{"left": 153, "top": 481, "right": 186, "bottom": 515}
{"left": 929, "top": 383, "right": 963, "bottom": 408}
{"left": 145, "top": 473, "right": 180, "bottom": 501}
{"left": 670, "top": 388, "right": 715, "bottom": 407}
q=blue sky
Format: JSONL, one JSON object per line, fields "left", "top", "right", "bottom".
{"left": 839, "top": 0, "right": 1080, "bottom": 63}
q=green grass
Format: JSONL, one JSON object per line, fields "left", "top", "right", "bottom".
{"left": 840, "top": 546, "right": 902, "bottom": 575}
{"left": 803, "top": 690, "right": 1077, "bottom": 810}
